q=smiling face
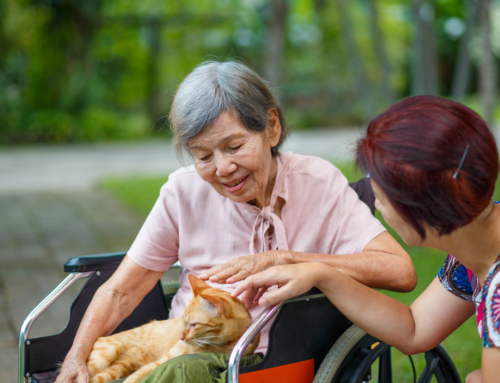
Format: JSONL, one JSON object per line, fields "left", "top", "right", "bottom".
{"left": 370, "top": 179, "right": 427, "bottom": 247}
{"left": 188, "top": 110, "right": 281, "bottom": 209}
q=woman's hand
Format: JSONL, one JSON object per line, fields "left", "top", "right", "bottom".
{"left": 199, "top": 250, "right": 296, "bottom": 283}
{"left": 55, "top": 356, "right": 89, "bottom": 383}
{"left": 231, "top": 263, "right": 329, "bottom": 308}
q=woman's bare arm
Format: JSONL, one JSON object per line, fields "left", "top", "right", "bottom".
{"left": 481, "top": 348, "right": 500, "bottom": 382}
{"left": 291, "top": 231, "right": 416, "bottom": 292}
{"left": 201, "top": 231, "right": 417, "bottom": 292}
{"left": 232, "top": 263, "right": 474, "bottom": 355}
{"left": 55, "top": 256, "right": 164, "bottom": 383}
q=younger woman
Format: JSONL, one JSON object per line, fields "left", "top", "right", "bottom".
{"left": 233, "top": 96, "right": 500, "bottom": 382}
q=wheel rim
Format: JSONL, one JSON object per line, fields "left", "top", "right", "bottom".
{"left": 344, "top": 342, "right": 461, "bottom": 383}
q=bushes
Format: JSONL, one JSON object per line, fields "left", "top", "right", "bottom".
{"left": 0, "top": 105, "right": 152, "bottom": 144}
{"left": 80, "top": 107, "right": 150, "bottom": 142}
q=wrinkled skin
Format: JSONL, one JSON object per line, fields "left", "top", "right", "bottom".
{"left": 56, "top": 358, "right": 90, "bottom": 383}
{"left": 199, "top": 250, "right": 295, "bottom": 284}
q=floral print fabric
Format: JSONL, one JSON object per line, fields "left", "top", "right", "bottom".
{"left": 438, "top": 254, "right": 500, "bottom": 347}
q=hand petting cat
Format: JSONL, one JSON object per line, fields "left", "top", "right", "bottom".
{"left": 199, "top": 250, "right": 297, "bottom": 284}
{"left": 231, "top": 263, "right": 328, "bottom": 308}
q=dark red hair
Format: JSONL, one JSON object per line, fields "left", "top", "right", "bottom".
{"left": 356, "top": 95, "right": 499, "bottom": 239}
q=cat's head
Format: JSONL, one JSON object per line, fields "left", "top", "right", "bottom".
{"left": 180, "top": 274, "right": 253, "bottom": 348}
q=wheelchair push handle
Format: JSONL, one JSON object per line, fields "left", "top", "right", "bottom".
{"left": 227, "top": 303, "right": 282, "bottom": 383}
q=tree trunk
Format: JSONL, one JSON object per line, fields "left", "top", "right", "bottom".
{"left": 368, "top": 0, "right": 393, "bottom": 106}
{"left": 478, "top": 0, "right": 496, "bottom": 127}
{"left": 411, "top": 0, "right": 438, "bottom": 95}
{"left": 451, "top": 0, "right": 477, "bottom": 101}
{"left": 262, "top": 0, "right": 287, "bottom": 86}
{"left": 145, "top": 19, "right": 161, "bottom": 126}
{"left": 338, "top": 0, "right": 375, "bottom": 118}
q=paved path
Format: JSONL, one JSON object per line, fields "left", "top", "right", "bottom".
{"left": 0, "top": 192, "right": 144, "bottom": 382}
{"left": 0, "top": 128, "right": 363, "bottom": 194}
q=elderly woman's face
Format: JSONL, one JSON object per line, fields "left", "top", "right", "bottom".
{"left": 189, "top": 110, "right": 281, "bottom": 208}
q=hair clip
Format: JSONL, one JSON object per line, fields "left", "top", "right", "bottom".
{"left": 453, "top": 144, "right": 470, "bottom": 180}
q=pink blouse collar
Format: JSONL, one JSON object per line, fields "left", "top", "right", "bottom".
{"left": 248, "top": 152, "right": 291, "bottom": 254}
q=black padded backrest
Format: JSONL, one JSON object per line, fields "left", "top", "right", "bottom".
{"left": 349, "top": 177, "right": 375, "bottom": 216}
{"left": 25, "top": 269, "right": 169, "bottom": 375}
{"left": 240, "top": 293, "right": 352, "bottom": 374}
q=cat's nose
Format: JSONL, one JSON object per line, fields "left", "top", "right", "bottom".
{"left": 180, "top": 336, "right": 185, "bottom": 341}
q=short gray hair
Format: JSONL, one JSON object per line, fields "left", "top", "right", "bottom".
{"left": 169, "top": 61, "right": 289, "bottom": 157}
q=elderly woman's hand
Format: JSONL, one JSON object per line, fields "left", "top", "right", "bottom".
{"left": 54, "top": 356, "right": 90, "bottom": 383}
{"left": 199, "top": 250, "right": 296, "bottom": 284}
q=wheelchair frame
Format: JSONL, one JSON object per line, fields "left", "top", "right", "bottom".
{"left": 19, "top": 254, "right": 352, "bottom": 383}
{"left": 19, "top": 256, "right": 461, "bottom": 383}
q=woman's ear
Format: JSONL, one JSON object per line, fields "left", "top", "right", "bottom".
{"left": 267, "top": 108, "right": 281, "bottom": 148}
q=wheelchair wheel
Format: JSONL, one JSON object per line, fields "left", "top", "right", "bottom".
{"left": 313, "top": 325, "right": 462, "bottom": 383}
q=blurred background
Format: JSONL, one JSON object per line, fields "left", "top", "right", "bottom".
{"left": 1, "top": 0, "right": 499, "bottom": 144}
{"left": 1, "top": 0, "right": 500, "bottom": 382}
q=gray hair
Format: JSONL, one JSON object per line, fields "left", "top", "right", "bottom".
{"left": 169, "top": 61, "right": 289, "bottom": 157}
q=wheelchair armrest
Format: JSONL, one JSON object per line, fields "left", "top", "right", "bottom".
{"left": 64, "top": 252, "right": 183, "bottom": 273}
{"left": 64, "top": 251, "right": 127, "bottom": 272}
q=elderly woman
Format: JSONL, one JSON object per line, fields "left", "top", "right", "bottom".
{"left": 56, "top": 61, "right": 415, "bottom": 382}
{"left": 234, "top": 96, "right": 500, "bottom": 382}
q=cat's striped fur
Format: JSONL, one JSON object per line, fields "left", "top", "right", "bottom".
{"left": 86, "top": 274, "right": 260, "bottom": 383}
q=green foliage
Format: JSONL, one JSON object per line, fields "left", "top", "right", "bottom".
{"left": 2, "top": 0, "right": 491, "bottom": 145}
{"left": 80, "top": 107, "right": 150, "bottom": 141}
{"left": 463, "top": 95, "right": 500, "bottom": 127}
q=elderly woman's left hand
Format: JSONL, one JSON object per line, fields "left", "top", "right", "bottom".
{"left": 199, "top": 250, "right": 296, "bottom": 284}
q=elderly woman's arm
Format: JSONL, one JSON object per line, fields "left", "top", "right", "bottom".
{"left": 55, "top": 256, "right": 163, "bottom": 383}
{"left": 199, "top": 231, "right": 416, "bottom": 292}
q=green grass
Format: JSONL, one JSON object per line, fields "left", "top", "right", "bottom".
{"left": 100, "top": 160, "right": 497, "bottom": 381}
{"left": 100, "top": 175, "right": 170, "bottom": 219}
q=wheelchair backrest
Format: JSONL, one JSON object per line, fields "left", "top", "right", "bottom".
{"left": 240, "top": 291, "right": 352, "bottom": 380}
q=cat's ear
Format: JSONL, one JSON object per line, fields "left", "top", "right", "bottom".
{"left": 200, "top": 293, "right": 231, "bottom": 317}
{"left": 188, "top": 274, "right": 211, "bottom": 296}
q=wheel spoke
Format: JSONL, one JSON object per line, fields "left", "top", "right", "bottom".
{"left": 378, "top": 348, "right": 392, "bottom": 383}
{"left": 417, "top": 356, "right": 440, "bottom": 383}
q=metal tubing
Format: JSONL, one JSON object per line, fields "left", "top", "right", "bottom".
{"left": 227, "top": 304, "right": 281, "bottom": 383}
{"left": 18, "top": 271, "right": 93, "bottom": 383}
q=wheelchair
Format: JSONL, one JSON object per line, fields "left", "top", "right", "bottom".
{"left": 19, "top": 178, "right": 462, "bottom": 383}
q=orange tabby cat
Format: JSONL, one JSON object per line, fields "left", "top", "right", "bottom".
{"left": 85, "top": 274, "right": 260, "bottom": 383}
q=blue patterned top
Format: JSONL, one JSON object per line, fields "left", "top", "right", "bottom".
{"left": 439, "top": 254, "right": 500, "bottom": 347}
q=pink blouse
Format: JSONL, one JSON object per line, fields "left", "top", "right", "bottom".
{"left": 127, "top": 151, "right": 386, "bottom": 352}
